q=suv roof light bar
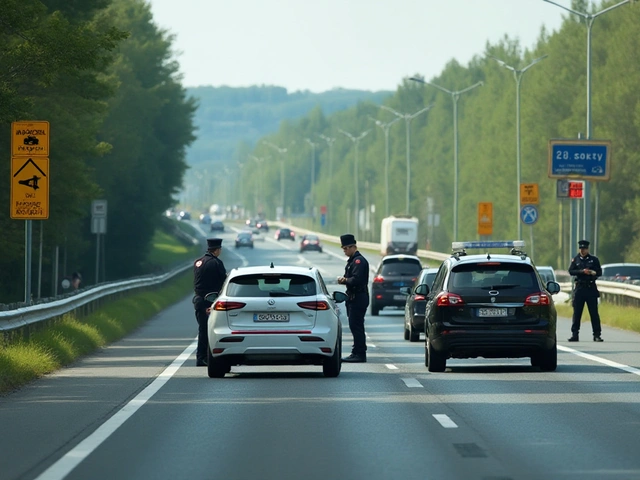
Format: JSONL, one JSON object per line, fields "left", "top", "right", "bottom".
{"left": 452, "top": 241, "right": 525, "bottom": 250}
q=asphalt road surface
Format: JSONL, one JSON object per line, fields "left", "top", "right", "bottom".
{"left": 2, "top": 227, "right": 640, "bottom": 480}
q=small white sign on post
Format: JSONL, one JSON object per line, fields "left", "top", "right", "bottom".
{"left": 92, "top": 199, "right": 107, "bottom": 218}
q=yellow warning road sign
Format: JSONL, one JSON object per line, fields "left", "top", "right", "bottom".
{"left": 478, "top": 202, "right": 493, "bottom": 236}
{"left": 12, "top": 121, "right": 50, "bottom": 156}
{"left": 11, "top": 157, "right": 49, "bottom": 219}
{"left": 520, "top": 183, "right": 539, "bottom": 205}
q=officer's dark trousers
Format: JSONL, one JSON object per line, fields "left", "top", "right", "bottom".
{"left": 346, "top": 293, "right": 369, "bottom": 355}
{"left": 193, "top": 296, "right": 211, "bottom": 361}
{"left": 571, "top": 287, "right": 601, "bottom": 337}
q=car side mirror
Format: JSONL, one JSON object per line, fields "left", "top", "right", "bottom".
{"left": 204, "top": 292, "right": 219, "bottom": 302}
{"left": 415, "top": 284, "right": 429, "bottom": 296}
{"left": 399, "top": 286, "right": 411, "bottom": 295}
{"left": 333, "top": 291, "right": 348, "bottom": 303}
{"left": 546, "top": 281, "right": 561, "bottom": 295}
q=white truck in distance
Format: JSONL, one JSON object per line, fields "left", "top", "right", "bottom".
{"left": 380, "top": 215, "right": 419, "bottom": 256}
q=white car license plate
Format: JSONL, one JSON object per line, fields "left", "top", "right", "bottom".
{"left": 478, "top": 308, "right": 508, "bottom": 317}
{"left": 253, "top": 313, "right": 290, "bottom": 322}
{"left": 393, "top": 294, "right": 406, "bottom": 301}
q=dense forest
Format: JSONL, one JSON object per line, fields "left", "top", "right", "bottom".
{"left": 0, "top": 0, "right": 195, "bottom": 303}
{"left": 241, "top": 0, "right": 640, "bottom": 270}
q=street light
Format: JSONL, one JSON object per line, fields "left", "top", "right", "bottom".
{"left": 263, "top": 141, "right": 292, "bottom": 218}
{"left": 379, "top": 104, "right": 434, "bottom": 215}
{"left": 305, "top": 138, "right": 318, "bottom": 215}
{"left": 318, "top": 134, "right": 336, "bottom": 227}
{"left": 249, "top": 155, "right": 268, "bottom": 213}
{"left": 409, "top": 77, "right": 483, "bottom": 241}
{"left": 339, "top": 128, "right": 370, "bottom": 238}
{"left": 490, "top": 54, "right": 548, "bottom": 240}
{"left": 368, "top": 116, "right": 401, "bottom": 217}
{"left": 543, "top": 0, "right": 632, "bottom": 255}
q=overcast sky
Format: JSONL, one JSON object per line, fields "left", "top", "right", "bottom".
{"left": 147, "top": 0, "right": 570, "bottom": 93}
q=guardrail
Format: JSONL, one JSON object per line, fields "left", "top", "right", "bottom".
{"left": 0, "top": 262, "right": 192, "bottom": 339}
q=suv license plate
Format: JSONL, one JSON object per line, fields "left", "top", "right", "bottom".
{"left": 254, "top": 313, "right": 290, "bottom": 322}
{"left": 478, "top": 308, "right": 508, "bottom": 317}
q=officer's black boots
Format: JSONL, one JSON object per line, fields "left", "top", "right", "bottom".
{"left": 342, "top": 353, "right": 366, "bottom": 363}
{"left": 568, "top": 334, "right": 579, "bottom": 342}
{"left": 593, "top": 335, "right": 604, "bottom": 342}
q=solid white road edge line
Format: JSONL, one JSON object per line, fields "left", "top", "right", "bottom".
{"left": 34, "top": 340, "right": 198, "bottom": 480}
{"left": 558, "top": 345, "right": 640, "bottom": 376}
{"left": 433, "top": 414, "right": 458, "bottom": 428}
{"left": 401, "top": 378, "right": 423, "bottom": 388}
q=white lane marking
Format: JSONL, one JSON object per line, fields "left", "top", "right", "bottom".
{"left": 401, "top": 377, "right": 423, "bottom": 388}
{"left": 226, "top": 246, "right": 248, "bottom": 266}
{"left": 433, "top": 414, "right": 458, "bottom": 428}
{"left": 386, "top": 364, "right": 398, "bottom": 370}
{"left": 35, "top": 340, "right": 197, "bottom": 480}
{"left": 559, "top": 345, "right": 640, "bottom": 376}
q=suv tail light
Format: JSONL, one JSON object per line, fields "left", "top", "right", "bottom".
{"left": 214, "top": 301, "right": 246, "bottom": 311}
{"left": 414, "top": 295, "right": 426, "bottom": 301}
{"left": 373, "top": 275, "right": 384, "bottom": 284}
{"left": 436, "top": 292, "right": 464, "bottom": 306}
{"left": 297, "top": 300, "right": 330, "bottom": 310}
{"left": 524, "top": 292, "right": 550, "bottom": 305}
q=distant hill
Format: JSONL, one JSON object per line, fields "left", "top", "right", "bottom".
{"left": 185, "top": 85, "right": 392, "bottom": 167}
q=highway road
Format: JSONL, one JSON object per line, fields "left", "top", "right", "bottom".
{"left": 2, "top": 226, "right": 640, "bottom": 480}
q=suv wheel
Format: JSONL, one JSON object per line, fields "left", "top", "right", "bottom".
{"left": 409, "top": 322, "right": 420, "bottom": 342}
{"left": 322, "top": 336, "right": 342, "bottom": 377}
{"left": 426, "top": 339, "right": 446, "bottom": 372}
{"left": 207, "top": 347, "right": 228, "bottom": 378}
{"left": 371, "top": 303, "right": 380, "bottom": 316}
{"left": 537, "top": 340, "right": 557, "bottom": 372}
{"left": 403, "top": 323, "right": 411, "bottom": 340}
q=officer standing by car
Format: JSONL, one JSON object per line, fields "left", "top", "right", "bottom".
{"left": 568, "top": 239, "right": 603, "bottom": 342}
{"left": 193, "top": 238, "right": 227, "bottom": 366}
{"left": 337, "top": 234, "right": 370, "bottom": 363}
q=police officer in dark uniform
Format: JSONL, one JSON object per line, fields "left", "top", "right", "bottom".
{"left": 337, "top": 234, "right": 370, "bottom": 363}
{"left": 568, "top": 239, "right": 603, "bottom": 342}
{"left": 193, "top": 238, "right": 227, "bottom": 365}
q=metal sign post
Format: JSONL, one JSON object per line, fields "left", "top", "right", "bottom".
{"left": 91, "top": 200, "right": 108, "bottom": 284}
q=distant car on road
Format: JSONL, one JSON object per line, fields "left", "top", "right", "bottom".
{"left": 178, "top": 210, "right": 191, "bottom": 221}
{"left": 256, "top": 220, "right": 269, "bottom": 232}
{"left": 210, "top": 220, "right": 224, "bottom": 232}
{"left": 300, "top": 234, "right": 323, "bottom": 253}
{"left": 200, "top": 213, "right": 212, "bottom": 224}
{"left": 235, "top": 231, "right": 254, "bottom": 249}
{"left": 370, "top": 254, "right": 423, "bottom": 316}
{"left": 536, "top": 266, "right": 558, "bottom": 286}
{"left": 275, "top": 228, "right": 295, "bottom": 241}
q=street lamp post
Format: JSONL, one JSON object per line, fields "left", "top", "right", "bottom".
{"left": 318, "top": 134, "right": 336, "bottom": 227}
{"left": 339, "top": 128, "right": 370, "bottom": 238}
{"left": 263, "top": 141, "right": 291, "bottom": 218}
{"left": 379, "top": 105, "right": 433, "bottom": 215}
{"left": 249, "top": 155, "right": 268, "bottom": 214}
{"left": 544, "top": 0, "right": 631, "bottom": 254}
{"left": 305, "top": 138, "right": 318, "bottom": 216}
{"left": 409, "top": 77, "right": 483, "bottom": 241}
{"left": 491, "top": 54, "right": 548, "bottom": 240}
{"left": 368, "top": 116, "right": 400, "bottom": 217}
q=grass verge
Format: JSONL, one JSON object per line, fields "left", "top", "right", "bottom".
{"left": 0, "top": 229, "right": 199, "bottom": 395}
{"left": 555, "top": 301, "right": 640, "bottom": 334}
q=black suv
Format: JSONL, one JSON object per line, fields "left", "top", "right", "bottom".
{"left": 422, "top": 241, "right": 561, "bottom": 372}
{"left": 370, "top": 255, "right": 422, "bottom": 316}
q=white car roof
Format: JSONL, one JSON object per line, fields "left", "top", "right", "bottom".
{"left": 451, "top": 253, "right": 533, "bottom": 266}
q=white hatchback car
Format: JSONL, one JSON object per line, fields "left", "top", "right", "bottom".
{"left": 205, "top": 264, "right": 347, "bottom": 378}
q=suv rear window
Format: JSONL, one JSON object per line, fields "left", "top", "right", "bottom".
{"left": 227, "top": 274, "right": 316, "bottom": 297}
{"left": 449, "top": 263, "right": 538, "bottom": 290}
{"left": 380, "top": 259, "right": 422, "bottom": 276}
{"left": 601, "top": 265, "right": 640, "bottom": 279}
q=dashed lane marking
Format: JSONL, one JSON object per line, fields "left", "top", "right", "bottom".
{"left": 433, "top": 414, "right": 458, "bottom": 428}
{"left": 401, "top": 377, "right": 423, "bottom": 388}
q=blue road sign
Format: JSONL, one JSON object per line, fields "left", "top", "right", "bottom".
{"left": 520, "top": 205, "right": 538, "bottom": 225}
{"left": 548, "top": 139, "right": 611, "bottom": 181}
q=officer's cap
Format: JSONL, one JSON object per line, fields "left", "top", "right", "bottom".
{"left": 340, "top": 233, "right": 357, "bottom": 247}
{"left": 578, "top": 239, "right": 590, "bottom": 249}
{"left": 207, "top": 238, "right": 223, "bottom": 250}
